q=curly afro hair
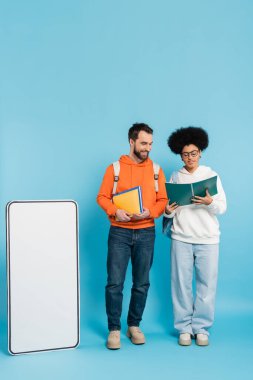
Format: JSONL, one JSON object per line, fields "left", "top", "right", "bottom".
{"left": 167, "top": 126, "right": 209, "bottom": 154}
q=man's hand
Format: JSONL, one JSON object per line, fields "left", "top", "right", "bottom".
{"left": 192, "top": 189, "right": 213, "bottom": 206}
{"left": 115, "top": 209, "right": 132, "bottom": 222}
{"left": 131, "top": 207, "right": 150, "bottom": 220}
{"left": 165, "top": 200, "right": 178, "bottom": 215}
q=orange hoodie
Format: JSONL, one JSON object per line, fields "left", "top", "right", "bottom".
{"left": 97, "top": 155, "right": 168, "bottom": 229}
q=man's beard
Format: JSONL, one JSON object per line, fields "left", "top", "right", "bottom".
{"left": 133, "top": 148, "right": 149, "bottom": 161}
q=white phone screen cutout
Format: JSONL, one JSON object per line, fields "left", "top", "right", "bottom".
{"left": 7, "top": 201, "right": 79, "bottom": 354}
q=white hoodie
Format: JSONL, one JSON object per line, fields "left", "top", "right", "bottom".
{"left": 164, "top": 165, "right": 227, "bottom": 244}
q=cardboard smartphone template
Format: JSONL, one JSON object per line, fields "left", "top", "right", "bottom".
{"left": 6, "top": 200, "right": 80, "bottom": 355}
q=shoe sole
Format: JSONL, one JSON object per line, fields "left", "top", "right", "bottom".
{"left": 196, "top": 340, "right": 209, "bottom": 346}
{"left": 126, "top": 331, "right": 145, "bottom": 345}
{"left": 179, "top": 339, "right": 192, "bottom": 346}
{"left": 106, "top": 344, "right": 121, "bottom": 350}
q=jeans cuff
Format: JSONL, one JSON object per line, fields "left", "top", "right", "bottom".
{"left": 109, "top": 326, "right": 121, "bottom": 331}
{"left": 179, "top": 328, "right": 193, "bottom": 335}
{"left": 193, "top": 329, "right": 209, "bottom": 336}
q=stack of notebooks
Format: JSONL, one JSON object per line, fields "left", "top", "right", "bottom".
{"left": 112, "top": 186, "right": 143, "bottom": 214}
{"left": 165, "top": 176, "right": 218, "bottom": 206}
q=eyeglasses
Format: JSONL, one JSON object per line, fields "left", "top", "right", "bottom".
{"left": 181, "top": 150, "right": 199, "bottom": 158}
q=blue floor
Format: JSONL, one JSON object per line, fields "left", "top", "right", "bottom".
{"left": 1, "top": 313, "right": 252, "bottom": 380}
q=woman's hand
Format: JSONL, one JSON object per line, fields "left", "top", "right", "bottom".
{"left": 192, "top": 189, "right": 213, "bottom": 205}
{"left": 165, "top": 200, "right": 178, "bottom": 215}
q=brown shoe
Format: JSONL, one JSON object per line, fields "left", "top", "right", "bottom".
{"left": 126, "top": 326, "right": 145, "bottom": 345}
{"left": 107, "top": 330, "right": 121, "bottom": 350}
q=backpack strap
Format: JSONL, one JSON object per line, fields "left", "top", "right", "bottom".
{"left": 112, "top": 161, "right": 120, "bottom": 195}
{"left": 113, "top": 160, "right": 160, "bottom": 194}
{"left": 153, "top": 162, "right": 160, "bottom": 192}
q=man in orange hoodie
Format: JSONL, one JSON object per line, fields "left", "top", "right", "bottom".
{"left": 97, "top": 123, "right": 167, "bottom": 349}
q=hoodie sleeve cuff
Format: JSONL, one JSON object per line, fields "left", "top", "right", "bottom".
{"left": 107, "top": 204, "right": 117, "bottom": 217}
{"left": 163, "top": 211, "right": 175, "bottom": 218}
{"left": 207, "top": 201, "right": 216, "bottom": 212}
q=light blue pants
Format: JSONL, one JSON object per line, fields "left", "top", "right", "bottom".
{"left": 171, "top": 239, "right": 219, "bottom": 336}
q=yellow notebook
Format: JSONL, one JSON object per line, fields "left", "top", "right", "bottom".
{"left": 112, "top": 186, "right": 143, "bottom": 214}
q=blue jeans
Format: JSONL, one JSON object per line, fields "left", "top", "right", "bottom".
{"left": 171, "top": 239, "right": 219, "bottom": 336}
{"left": 106, "top": 226, "right": 155, "bottom": 331}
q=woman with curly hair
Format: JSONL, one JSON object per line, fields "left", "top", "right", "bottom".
{"left": 164, "top": 126, "right": 227, "bottom": 346}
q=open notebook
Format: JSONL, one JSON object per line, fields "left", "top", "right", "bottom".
{"left": 165, "top": 176, "right": 217, "bottom": 206}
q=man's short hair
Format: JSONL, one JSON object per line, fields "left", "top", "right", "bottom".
{"left": 128, "top": 123, "right": 153, "bottom": 142}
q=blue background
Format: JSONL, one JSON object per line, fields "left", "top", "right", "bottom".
{"left": 0, "top": 0, "right": 252, "bottom": 379}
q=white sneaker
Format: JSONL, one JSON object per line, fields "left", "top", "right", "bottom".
{"left": 196, "top": 333, "right": 209, "bottom": 346}
{"left": 179, "top": 333, "right": 192, "bottom": 346}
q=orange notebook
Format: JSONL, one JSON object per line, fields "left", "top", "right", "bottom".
{"left": 112, "top": 186, "right": 143, "bottom": 214}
